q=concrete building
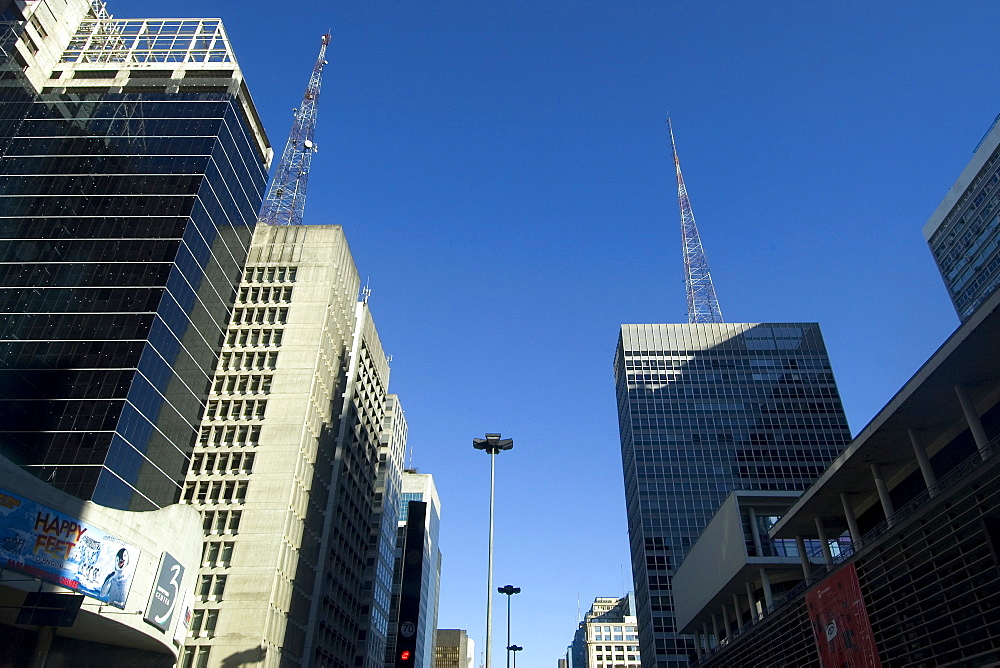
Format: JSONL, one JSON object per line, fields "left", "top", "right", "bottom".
{"left": 925, "top": 115, "right": 1000, "bottom": 322}
{"left": 435, "top": 629, "right": 475, "bottom": 668}
{"left": 672, "top": 286, "right": 1000, "bottom": 666}
{"left": 387, "top": 470, "right": 442, "bottom": 668}
{"left": 0, "top": 0, "right": 271, "bottom": 510}
{"left": 570, "top": 594, "right": 641, "bottom": 668}
{"left": 614, "top": 323, "right": 851, "bottom": 666}
{"left": 0, "top": 453, "right": 202, "bottom": 665}
{"left": 180, "top": 224, "right": 401, "bottom": 667}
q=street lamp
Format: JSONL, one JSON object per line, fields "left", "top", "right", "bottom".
{"left": 497, "top": 585, "right": 521, "bottom": 668}
{"left": 508, "top": 645, "right": 523, "bottom": 668}
{"left": 473, "top": 433, "right": 514, "bottom": 668}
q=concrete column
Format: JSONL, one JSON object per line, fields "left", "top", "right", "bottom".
{"left": 840, "top": 492, "right": 862, "bottom": 544}
{"left": 745, "top": 581, "right": 757, "bottom": 620}
{"left": 30, "top": 627, "right": 54, "bottom": 668}
{"left": 712, "top": 614, "right": 721, "bottom": 647}
{"left": 693, "top": 630, "right": 703, "bottom": 659}
{"left": 815, "top": 517, "right": 834, "bottom": 565}
{"left": 871, "top": 463, "right": 895, "bottom": 519}
{"left": 732, "top": 593, "right": 742, "bottom": 630}
{"left": 956, "top": 384, "right": 992, "bottom": 461}
{"left": 759, "top": 568, "right": 774, "bottom": 609}
{"left": 747, "top": 507, "right": 764, "bottom": 556}
{"left": 908, "top": 428, "right": 938, "bottom": 493}
{"left": 722, "top": 603, "right": 733, "bottom": 638}
{"left": 702, "top": 623, "right": 711, "bottom": 650}
{"left": 795, "top": 534, "right": 812, "bottom": 578}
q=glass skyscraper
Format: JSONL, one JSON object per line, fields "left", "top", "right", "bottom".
{"left": 614, "top": 323, "right": 850, "bottom": 667}
{"left": 0, "top": 1, "right": 271, "bottom": 509}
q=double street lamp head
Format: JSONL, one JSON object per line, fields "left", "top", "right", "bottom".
{"left": 498, "top": 585, "right": 521, "bottom": 596}
{"left": 473, "top": 433, "right": 514, "bottom": 455}
{"left": 508, "top": 646, "right": 523, "bottom": 653}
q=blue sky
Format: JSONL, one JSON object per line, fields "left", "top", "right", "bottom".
{"left": 131, "top": 1, "right": 998, "bottom": 663}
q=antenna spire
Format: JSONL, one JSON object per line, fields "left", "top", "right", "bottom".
{"left": 668, "top": 117, "right": 724, "bottom": 323}
{"left": 259, "top": 33, "right": 332, "bottom": 226}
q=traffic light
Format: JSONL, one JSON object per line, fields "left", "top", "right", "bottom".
{"left": 400, "top": 650, "right": 412, "bottom": 662}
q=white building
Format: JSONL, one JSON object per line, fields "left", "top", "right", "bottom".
{"left": 570, "top": 594, "right": 641, "bottom": 668}
{"left": 181, "top": 224, "right": 402, "bottom": 667}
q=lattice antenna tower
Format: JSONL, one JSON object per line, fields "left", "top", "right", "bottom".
{"left": 668, "top": 117, "right": 724, "bottom": 323}
{"left": 259, "top": 33, "right": 331, "bottom": 226}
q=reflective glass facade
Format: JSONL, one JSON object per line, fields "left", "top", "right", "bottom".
{"left": 0, "top": 88, "right": 268, "bottom": 510}
{"left": 925, "top": 118, "right": 1000, "bottom": 322}
{"left": 614, "top": 323, "right": 850, "bottom": 667}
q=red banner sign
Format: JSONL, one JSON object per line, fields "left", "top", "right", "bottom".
{"left": 805, "top": 563, "right": 881, "bottom": 667}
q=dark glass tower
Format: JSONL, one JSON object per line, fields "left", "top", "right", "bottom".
{"left": 0, "top": 2, "right": 271, "bottom": 510}
{"left": 614, "top": 323, "right": 850, "bottom": 667}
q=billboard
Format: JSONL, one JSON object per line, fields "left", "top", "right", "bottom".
{"left": 805, "top": 563, "right": 881, "bottom": 667}
{"left": 0, "top": 487, "right": 139, "bottom": 609}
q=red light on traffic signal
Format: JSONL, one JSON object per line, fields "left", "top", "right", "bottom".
{"left": 401, "top": 651, "right": 411, "bottom": 661}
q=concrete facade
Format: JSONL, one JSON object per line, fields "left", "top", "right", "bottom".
{"left": 180, "top": 224, "right": 401, "bottom": 667}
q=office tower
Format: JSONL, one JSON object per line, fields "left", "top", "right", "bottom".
{"left": 181, "top": 223, "right": 399, "bottom": 667}
{"left": 575, "top": 594, "right": 641, "bottom": 668}
{"left": 615, "top": 323, "right": 850, "bottom": 666}
{"left": 615, "top": 125, "right": 851, "bottom": 667}
{"left": 0, "top": 0, "right": 272, "bottom": 510}
{"left": 435, "top": 629, "right": 474, "bottom": 668}
{"left": 925, "top": 116, "right": 1000, "bottom": 322}
{"left": 363, "top": 394, "right": 408, "bottom": 668}
{"left": 387, "top": 470, "right": 442, "bottom": 668}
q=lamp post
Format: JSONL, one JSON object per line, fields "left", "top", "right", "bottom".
{"left": 497, "top": 585, "right": 521, "bottom": 668}
{"left": 473, "top": 433, "right": 514, "bottom": 668}
{"left": 508, "top": 645, "right": 523, "bottom": 668}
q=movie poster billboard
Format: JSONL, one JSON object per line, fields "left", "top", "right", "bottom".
{"left": 805, "top": 563, "right": 881, "bottom": 667}
{"left": 0, "top": 487, "right": 140, "bottom": 609}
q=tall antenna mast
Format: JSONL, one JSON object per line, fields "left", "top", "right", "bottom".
{"left": 668, "top": 117, "right": 724, "bottom": 323}
{"left": 259, "top": 33, "right": 332, "bottom": 226}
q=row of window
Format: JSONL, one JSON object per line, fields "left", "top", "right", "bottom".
{"left": 236, "top": 285, "right": 292, "bottom": 304}
{"left": 196, "top": 573, "right": 227, "bottom": 601}
{"left": 230, "top": 306, "right": 287, "bottom": 326}
{"left": 204, "top": 398, "right": 267, "bottom": 421}
{"left": 217, "top": 350, "right": 278, "bottom": 371}
{"left": 243, "top": 265, "right": 296, "bottom": 283}
{"left": 223, "top": 328, "right": 282, "bottom": 348}
{"left": 211, "top": 373, "right": 272, "bottom": 395}
{"left": 201, "top": 509, "right": 242, "bottom": 535}
{"left": 197, "top": 424, "right": 261, "bottom": 447}
{"left": 182, "top": 479, "right": 248, "bottom": 504}
{"left": 201, "top": 540, "right": 234, "bottom": 568}
{"left": 189, "top": 451, "right": 255, "bottom": 476}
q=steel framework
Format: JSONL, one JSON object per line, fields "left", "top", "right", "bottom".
{"left": 668, "top": 117, "right": 724, "bottom": 324}
{"left": 259, "top": 33, "right": 331, "bottom": 226}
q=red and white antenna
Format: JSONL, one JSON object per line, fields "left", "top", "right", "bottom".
{"left": 259, "top": 33, "right": 331, "bottom": 226}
